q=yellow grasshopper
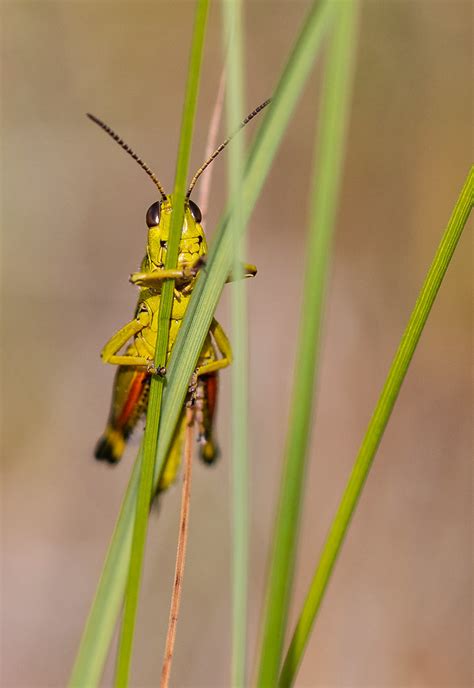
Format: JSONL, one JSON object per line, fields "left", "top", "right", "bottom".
{"left": 89, "top": 100, "right": 269, "bottom": 492}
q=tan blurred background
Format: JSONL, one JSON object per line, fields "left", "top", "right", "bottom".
{"left": 1, "top": 1, "right": 472, "bottom": 687}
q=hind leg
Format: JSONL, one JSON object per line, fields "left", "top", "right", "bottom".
{"left": 95, "top": 344, "right": 151, "bottom": 463}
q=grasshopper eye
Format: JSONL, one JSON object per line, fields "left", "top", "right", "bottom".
{"left": 146, "top": 201, "right": 161, "bottom": 228}
{"left": 188, "top": 200, "right": 202, "bottom": 224}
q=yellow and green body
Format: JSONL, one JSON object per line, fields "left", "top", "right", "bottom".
{"left": 95, "top": 195, "right": 255, "bottom": 492}
{"left": 88, "top": 105, "right": 268, "bottom": 493}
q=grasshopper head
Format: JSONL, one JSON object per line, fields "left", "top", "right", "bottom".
{"left": 88, "top": 100, "right": 271, "bottom": 268}
{"left": 145, "top": 195, "right": 207, "bottom": 269}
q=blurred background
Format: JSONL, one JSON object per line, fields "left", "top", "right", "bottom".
{"left": 1, "top": 1, "right": 471, "bottom": 686}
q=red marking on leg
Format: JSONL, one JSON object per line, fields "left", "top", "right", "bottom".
{"left": 203, "top": 372, "right": 218, "bottom": 426}
{"left": 117, "top": 371, "right": 148, "bottom": 430}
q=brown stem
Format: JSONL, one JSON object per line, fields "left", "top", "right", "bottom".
{"left": 198, "top": 67, "right": 227, "bottom": 222}
{"left": 160, "top": 407, "right": 195, "bottom": 688}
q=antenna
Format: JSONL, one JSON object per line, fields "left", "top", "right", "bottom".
{"left": 186, "top": 98, "right": 271, "bottom": 198}
{"left": 86, "top": 113, "right": 167, "bottom": 200}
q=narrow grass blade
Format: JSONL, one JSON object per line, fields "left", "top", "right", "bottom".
{"left": 70, "top": 1, "right": 333, "bottom": 682}
{"left": 113, "top": 2, "right": 210, "bottom": 685}
{"left": 153, "top": 0, "right": 337, "bottom": 490}
{"left": 279, "top": 169, "right": 473, "bottom": 686}
{"left": 256, "top": 3, "right": 358, "bottom": 686}
{"left": 69, "top": 451, "right": 141, "bottom": 687}
{"left": 222, "top": 2, "right": 248, "bottom": 686}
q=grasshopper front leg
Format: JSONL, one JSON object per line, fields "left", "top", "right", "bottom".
{"left": 226, "top": 262, "right": 257, "bottom": 281}
{"left": 100, "top": 310, "right": 160, "bottom": 371}
{"left": 129, "top": 261, "right": 201, "bottom": 288}
{"left": 130, "top": 260, "right": 256, "bottom": 289}
{"left": 195, "top": 318, "right": 233, "bottom": 378}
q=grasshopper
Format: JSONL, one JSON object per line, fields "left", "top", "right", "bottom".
{"left": 89, "top": 100, "right": 269, "bottom": 492}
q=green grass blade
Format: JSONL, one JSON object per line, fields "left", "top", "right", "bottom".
{"left": 69, "top": 452, "right": 140, "bottom": 687}
{"left": 152, "top": 0, "right": 336, "bottom": 490}
{"left": 256, "top": 3, "right": 358, "bottom": 686}
{"left": 222, "top": 2, "right": 248, "bottom": 686}
{"left": 70, "top": 1, "right": 333, "bottom": 682}
{"left": 279, "top": 169, "right": 473, "bottom": 687}
{"left": 113, "top": 1, "right": 209, "bottom": 685}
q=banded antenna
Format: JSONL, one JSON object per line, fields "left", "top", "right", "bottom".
{"left": 86, "top": 113, "right": 167, "bottom": 201}
{"left": 186, "top": 98, "right": 271, "bottom": 199}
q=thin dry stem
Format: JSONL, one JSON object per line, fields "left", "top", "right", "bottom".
{"left": 160, "top": 408, "right": 195, "bottom": 688}
{"left": 198, "top": 67, "right": 227, "bottom": 221}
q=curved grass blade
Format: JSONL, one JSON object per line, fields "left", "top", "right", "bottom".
{"left": 279, "top": 169, "right": 473, "bottom": 686}
{"left": 69, "top": 1, "right": 334, "bottom": 683}
{"left": 153, "top": 0, "right": 337, "bottom": 489}
{"left": 256, "top": 3, "right": 358, "bottom": 685}
{"left": 69, "top": 452, "right": 140, "bottom": 687}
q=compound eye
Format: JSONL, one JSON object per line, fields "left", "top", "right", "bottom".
{"left": 146, "top": 201, "right": 161, "bottom": 228}
{"left": 188, "top": 199, "right": 202, "bottom": 224}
